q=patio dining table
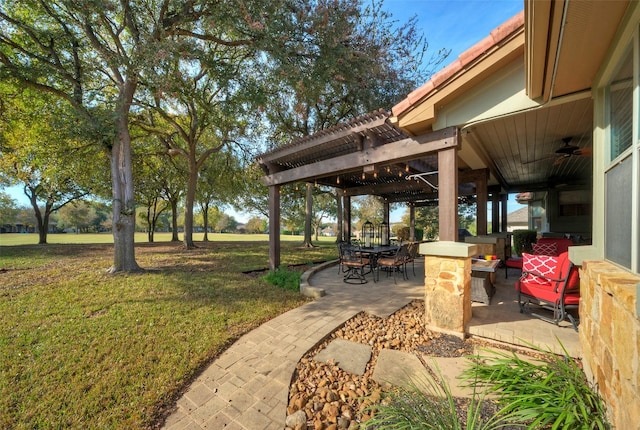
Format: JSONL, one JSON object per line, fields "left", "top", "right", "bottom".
{"left": 358, "top": 245, "right": 400, "bottom": 272}
{"left": 358, "top": 244, "right": 399, "bottom": 256}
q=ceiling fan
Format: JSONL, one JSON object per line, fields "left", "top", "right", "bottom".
{"left": 522, "top": 137, "right": 592, "bottom": 165}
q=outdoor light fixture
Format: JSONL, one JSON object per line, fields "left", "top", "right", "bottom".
{"left": 379, "top": 221, "right": 389, "bottom": 246}
{"left": 362, "top": 221, "right": 374, "bottom": 248}
{"left": 336, "top": 176, "right": 340, "bottom": 184}
{"left": 406, "top": 171, "right": 439, "bottom": 191}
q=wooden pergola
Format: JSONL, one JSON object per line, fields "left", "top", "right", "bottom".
{"left": 257, "top": 110, "right": 505, "bottom": 270}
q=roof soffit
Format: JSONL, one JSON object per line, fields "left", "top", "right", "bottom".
{"left": 392, "top": 22, "right": 525, "bottom": 136}
{"left": 527, "top": 0, "right": 631, "bottom": 101}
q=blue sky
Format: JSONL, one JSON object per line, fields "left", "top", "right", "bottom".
{"left": 383, "top": 0, "right": 523, "bottom": 61}
{"left": 386, "top": 0, "right": 525, "bottom": 221}
{"left": 2, "top": 0, "right": 526, "bottom": 222}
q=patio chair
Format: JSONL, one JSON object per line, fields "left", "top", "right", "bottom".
{"left": 515, "top": 251, "right": 581, "bottom": 331}
{"left": 341, "top": 244, "right": 370, "bottom": 284}
{"left": 375, "top": 243, "right": 409, "bottom": 284}
{"left": 405, "top": 242, "right": 420, "bottom": 277}
{"left": 505, "top": 237, "right": 575, "bottom": 279}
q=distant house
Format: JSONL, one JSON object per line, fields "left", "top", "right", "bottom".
{"left": 506, "top": 207, "right": 528, "bottom": 232}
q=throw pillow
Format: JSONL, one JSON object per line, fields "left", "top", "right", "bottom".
{"left": 532, "top": 242, "right": 558, "bottom": 256}
{"left": 522, "top": 253, "right": 559, "bottom": 285}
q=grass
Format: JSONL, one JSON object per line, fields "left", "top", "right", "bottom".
{"left": 0, "top": 239, "right": 338, "bottom": 429}
{"left": 0, "top": 232, "right": 335, "bottom": 246}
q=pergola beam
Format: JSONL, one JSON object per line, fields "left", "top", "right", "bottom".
{"left": 258, "top": 113, "right": 389, "bottom": 164}
{"left": 261, "top": 127, "right": 458, "bottom": 186}
{"left": 344, "top": 180, "right": 430, "bottom": 197}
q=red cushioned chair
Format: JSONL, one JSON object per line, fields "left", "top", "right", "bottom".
{"left": 536, "top": 237, "right": 573, "bottom": 254}
{"left": 505, "top": 237, "right": 575, "bottom": 279}
{"left": 516, "top": 252, "right": 580, "bottom": 331}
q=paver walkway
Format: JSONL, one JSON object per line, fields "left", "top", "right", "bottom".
{"left": 163, "top": 259, "right": 580, "bottom": 429}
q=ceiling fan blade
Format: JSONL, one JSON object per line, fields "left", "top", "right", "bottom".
{"left": 521, "top": 154, "right": 556, "bottom": 165}
{"left": 553, "top": 155, "right": 570, "bottom": 166}
{"left": 574, "top": 147, "right": 592, "bottom": 157}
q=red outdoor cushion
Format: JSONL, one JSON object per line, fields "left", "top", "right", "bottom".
{"left": 536, "top": 237, "right": 573, "bottom": 254}
{"left": 505, "top": 257, "right": 523, "bottom": 269}
{"left": 521, "top": 253, "right": 559, "bottom": 285}
{"left": 518, "top": 281, "right": 580, "bottom": 305}
{"left": 532, "top": 242, "right": 558, "bottom": 256}
{"left": 518, "top": 251, "right": 580, "bottom": 293}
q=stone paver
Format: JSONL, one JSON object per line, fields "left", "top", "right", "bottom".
{"left": 163, "top": 260, "right": 580, "bottom": 429}
{"left": 372, "top": 349, "right": 431, "bottom": 390}
{"left": 314, "top": 338, "right": 372, "bottom": 375}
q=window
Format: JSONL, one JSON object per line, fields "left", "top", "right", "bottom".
{"left": 609, "top": 52, "right": 633, "bottom": 161}
{"left": 559, "top": 190, "right": 591, "bottom": 217}
{"left": 604, "top": 44, "right": 639, "bottom": 272}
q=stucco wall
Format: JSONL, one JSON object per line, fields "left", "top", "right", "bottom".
{"left": 580, "top": 261, "right": 640, "bottom": 429}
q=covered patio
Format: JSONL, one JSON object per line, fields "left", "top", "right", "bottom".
{"left": 256, "top": 10, "right": 597, "bottom": 341}
{"left": 304, "top": 259, "right": 580, "bottom": 357}
{"left": 261, "top": 1, "right": 640, "bottom": 426}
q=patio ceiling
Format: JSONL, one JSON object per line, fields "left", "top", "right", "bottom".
{"left": 461, "top": 93, "right": 594, "bottom": 193}
{"left": 257, "top": 96, "right": 593, "bottom": 202}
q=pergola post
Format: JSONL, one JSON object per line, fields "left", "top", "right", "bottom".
{"left": 491, "top": 192, "right": 500, "bottom": 233}
{"left": 476, "top": 170, "right": 488, "bottom": 235}
{"left": 409, "top": 204, "right": 416, "bottom": 241}
{"left": 342, "top": 195, "right": 351, "bottom": 242}
{"left": 438, "top": 146, "right": 458, "bottom": 241}
{"left": 501, "top": 193, "right": 508, "bottom": 232}
{"left": 383, "top": 201, "right": 391, "bottom": 239}
{"left": 269, "top": 185, "right": 280, "bottom": 270}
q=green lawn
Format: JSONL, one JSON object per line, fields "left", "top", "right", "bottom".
{"left": 0, "top": 232, "right": 335, "bottom": 246}
{"left": 0, "top": 240, "right": 337, "bottom": 429}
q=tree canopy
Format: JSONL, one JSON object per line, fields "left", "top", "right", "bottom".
{"left": 1, "top": 0, "right": 449, "bottom": 266}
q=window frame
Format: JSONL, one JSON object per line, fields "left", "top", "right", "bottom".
{"left": 603, "top": 29, "right": 640, "bottom": 273}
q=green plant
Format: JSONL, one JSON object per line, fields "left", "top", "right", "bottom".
{"left": 512, "top": 229, "right": 537, "bottom": 256}
{"left": 262, "top": 265, "right": 302, "bottom": 292}
{"left": 364, "top": 362, "right": 517, "bottom": 429}
{"left": 461, "top": 343, "right": 610, "bottom": 430}
{"left": 414, "top": 227, "right": 424, "bottom": 241}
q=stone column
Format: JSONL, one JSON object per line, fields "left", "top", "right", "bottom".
{"left": 419, "top": 241, "right": 477, "bottom": 338}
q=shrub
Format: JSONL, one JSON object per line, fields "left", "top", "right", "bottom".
{"left": 262, "top": 265, "right": 301, "bottom": 292}
{"left": 364, "top": 362, "right": 515, "bottom": 429}
{"left": 394, "top": 226, "right": 424, "bottom": 242}
{"left": 461, "top": 343, "right": 610, "bottom": 429}
{"left": 512, "top": 229, "right": 537, "bottom": 256}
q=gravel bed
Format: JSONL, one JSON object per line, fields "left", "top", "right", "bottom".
{"left": 285, "top": 300, "right": 530, "bottom": 430}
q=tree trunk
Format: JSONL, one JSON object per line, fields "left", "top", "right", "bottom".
{"left": 170, "top": 198, "right": 179, "bottom": 241}
{"left": 183, "top": 159, "right": 198, "bottom": 249}
{"left": 302, "top": 183, "right": 314, "bottom": 247}
{"left": 41, "top": 206, "right": 51, "bottom": 242}
{"left": 202, "top": 202, "right": 210, "bottom": 242}
{"left": 147, "top": 206, "right": 154, "bottom": 242}
{"left": 108, "top": 110, "right": 141, "bottom": 273}
{"left": 28, "top": 193, "right": 47, "bottom": 244}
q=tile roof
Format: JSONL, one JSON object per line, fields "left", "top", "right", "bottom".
{"left": 392, "top": 11, "right": 524, "bottom": 118}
